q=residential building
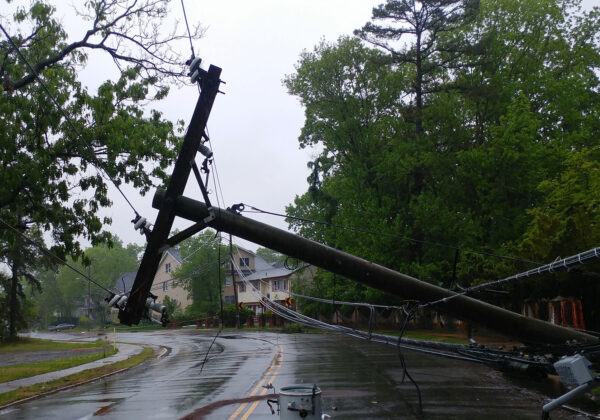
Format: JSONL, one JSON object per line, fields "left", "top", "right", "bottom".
{"left": 224, "top": 247, "right": 304, "bottom": 314}
{"left": 150, "top": 248, "right": 192, "bottom": 310}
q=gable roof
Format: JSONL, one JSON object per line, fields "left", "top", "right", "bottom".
{"left": 158, "top": 248, "right": 182, "bottom": 267}
{"left": 114, "top": 272, "right": 137, "bottom": 293}
{"left": 234, "top": 246, "right": 296, "bottom": 280}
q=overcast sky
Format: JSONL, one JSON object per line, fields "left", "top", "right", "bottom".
{"left": 48, "top": 0, "right": 596, "bottom": 253}
{"left": 79, "top": 0, "right": 382, "bottom": 251}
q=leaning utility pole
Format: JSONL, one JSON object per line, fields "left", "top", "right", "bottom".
{"left": 230, "top": 234, "right": 241, "bottom": 328}
{"left": 118, "top": 63, "right": 222, "bottom": 326}
{"left": 152, "top": 191, "right": 598, "bottom": 346}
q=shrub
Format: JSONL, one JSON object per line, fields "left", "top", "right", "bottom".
{"left": 221, "top": 304, "right": 253, "bottom": 327}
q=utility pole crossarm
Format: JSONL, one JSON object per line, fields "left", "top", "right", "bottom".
{"left": 152, "top": 191, "right": 599, "bottom": 346}
{"left": 118, "top": 65, "right": 222, "bottom": 326}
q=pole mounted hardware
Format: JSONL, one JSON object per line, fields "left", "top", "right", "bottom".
{"left": 117, "top": 59, "right": 222, "bottom": 326}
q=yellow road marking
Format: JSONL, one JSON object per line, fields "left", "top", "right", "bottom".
{"left": 240, "top": 347, "right": 284, "bottom": 420}
{"left": 228, "top": 345, "right": 284, "bottom": 420}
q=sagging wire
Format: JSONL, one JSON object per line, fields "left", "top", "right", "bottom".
{"left": 181, "top": 234, "right": 220, "bottom": 263}
{"left": 396, "top": 304, "right": 422, "bottom": 413}
{"left": 228, "top": 251, "right": 485, "bottom": 363}
{"left": 0, "top": 217, "right": 113, "bottom": 294}
{"left": 0, "top": 23, "right": 142, "bottom": 219}
{"left": 227, "top": 241, "right": 563, "bottom": 379}
{"left": 421, "top": 245, "right": 600, "bottom": 311}
{"left": 240, "top": 204, "right": 543, "bottom": 266}
{"left": 207, "top": 126, "right": 227, "bottom": 209}
{"left": 198, "top": 232, "right": 227, "bottom": 376}
{"left": 290, "top": 291, "right": 412, "bottom": 311}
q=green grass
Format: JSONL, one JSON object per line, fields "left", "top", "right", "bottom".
{"left": 0, "top": 347, "right": 155, "bottom": 407}
{"left": 403, "top": 332, "right": 470, "bottom": 344}
{"left": 0, "top": 338, "right": 107, "bottom": 353}
{"left": 0, "top": 347, "right": 118, "bottom": 383}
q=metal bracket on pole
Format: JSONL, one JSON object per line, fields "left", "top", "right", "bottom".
{"left": 118, "top": 63, "right": 222, "bottom": 326}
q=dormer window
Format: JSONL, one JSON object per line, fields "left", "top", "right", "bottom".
{"left": 240, "top": 257, "right": 250, "bottom": 267}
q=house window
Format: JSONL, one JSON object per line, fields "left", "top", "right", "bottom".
{"left": 165, "top": 263, "right": 171, "bottom": 273}
{"left": 225, "top": 276, "right": 232, "bottom": 286}
{"left": 162, "top": 281, "right": 168, "bottom": 291}
{"left": 238, "top": 283, "right": 246, "bottom": 293}
{"left": 224, "top": 295, "right": 235, "bottom": 305}
{"left": 240, "top": 257, "right": 250, "bottom": 267}
{"left": 272, "top": 279, "right": 288, "bottom": 291}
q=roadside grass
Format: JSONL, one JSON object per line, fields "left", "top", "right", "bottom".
{"left": 403, "top": 332, "right": 470, "bottom": 345}
{"left": 0, "top": 338, "right": 107, "bottom": 353}
{"left": 0, "top": 347, "right": 155, "bottom": 407}
{"left": 0, "top": 347, "right": 118, "bottom": 383}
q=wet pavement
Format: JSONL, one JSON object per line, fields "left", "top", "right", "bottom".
{"left": 0, "top": 329, "right": 587, "bottom": 419}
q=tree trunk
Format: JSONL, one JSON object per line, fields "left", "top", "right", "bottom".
{"left": 8, "top": 235, "right": 21, "bottom": 340}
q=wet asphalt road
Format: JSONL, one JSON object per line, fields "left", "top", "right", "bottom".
{"left": 0, "top": 329, "right": 581, "bottom": 419}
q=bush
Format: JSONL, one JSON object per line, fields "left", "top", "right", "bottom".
{"left": 284, "top": 323, "right": 304, "bottom": 334}
{"left": 78, "top": 316, "right": 92, "bottom": 329}
{"left": 221, "top": 304, "right": 253, "bottom": 327}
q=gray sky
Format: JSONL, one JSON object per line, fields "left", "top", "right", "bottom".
{"left": 92, "top": 0, "right": 381, "bottom": 251}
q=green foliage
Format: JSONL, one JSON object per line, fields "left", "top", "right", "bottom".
{"left": 174, "top": 230, "right": 226, "bottom": 317}
{"left": 256, "top": 248, "right": 285, "bottom": 264}
{"left": 162, "top": 295, "right": 182, "bottom": 321}
{"left": 30, "top": 239, "right": 138, "bottom": 327}
{"left": 220, "top": 304, "right": 253, "bottom": 327}
{"left": 284, "top": 323, "right": 304, "bottom": 334}
{"left": 285, "top": 0, "right": 600, "bottom": 327}
{"left": 0, "top": 0, "right": 196, "bottom": 336}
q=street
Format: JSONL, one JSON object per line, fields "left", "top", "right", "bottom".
{"left": 0, "top": 329, "right": 578, "bottom": 419}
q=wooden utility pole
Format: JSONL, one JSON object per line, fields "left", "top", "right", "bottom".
{"left": 152, "top": 191, "right": 598, "bottom": 346}
{"left": 229, "top": 234, "right": 240, "bottom": 328}
{"left": 118, "top": 64, "right": 222, "bottom": 325}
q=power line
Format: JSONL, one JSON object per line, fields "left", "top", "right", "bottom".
{"left": 0, "top": 217, "right": 112, "bottom": 294}
{"left": 180, "top": 0, "right": 195, "bottom": 57}
{"left": 421, "top": 245, "right": 600, "bottom": 310}
{"left": 241, "top": 204, "right": 542, "bottom": 266}
{"left": 0, "top": 22, "right": 141, "bottom": 217}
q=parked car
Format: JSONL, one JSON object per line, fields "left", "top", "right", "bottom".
{"left": 48, "top": 323, "right": 75, "bottom": 331}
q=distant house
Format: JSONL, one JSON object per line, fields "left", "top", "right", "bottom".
{"left": 114, "top": 272, "right": 136, "bottom": 294}
{"left": 109, "top": 271, "right": 137, "bottom": 322}
{"left": 149, "top": 248, "right": 192, "bottom": 310}
{"left": 224, "top": 247, "right": 307, "bottom": 314}
{"left": 111, "top": 249, "right": 192, "bottom": 319}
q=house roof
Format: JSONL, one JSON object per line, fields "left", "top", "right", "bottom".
{"left": 235, "top": 246, "right": 296, "bottom": 280}
{"left": 114, "top": 272, "right": 137, "bottom": 293}
{"left": 158, "top": 248, "right": 182, "bottom": 266}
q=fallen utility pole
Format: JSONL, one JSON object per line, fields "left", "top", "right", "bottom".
{"left": 152, "top": 190, "right": 598, "bottom": 346}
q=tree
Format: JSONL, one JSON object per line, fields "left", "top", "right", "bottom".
{"left": 355, "top": 0, "right": 479, "bottom": 134}
{"left": 0, "top": 222, "right": 55, "bottom": 339}
{"left": 0, "top": 0, "right": 201, "bottom": 337}
{"left": 162, "top": 295, "right": 182, "bottom": 321}
{"left": 285, "top": 0, "right": 600, "bottom": 326}
{"left": 33, "top": 238, "right": 139, "bottom": 326}
{"left": 175, "top": 230, "right": 226, "bottom": 317}
{"left": 256, "top": 247, "right": 285, "bottom": 264}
